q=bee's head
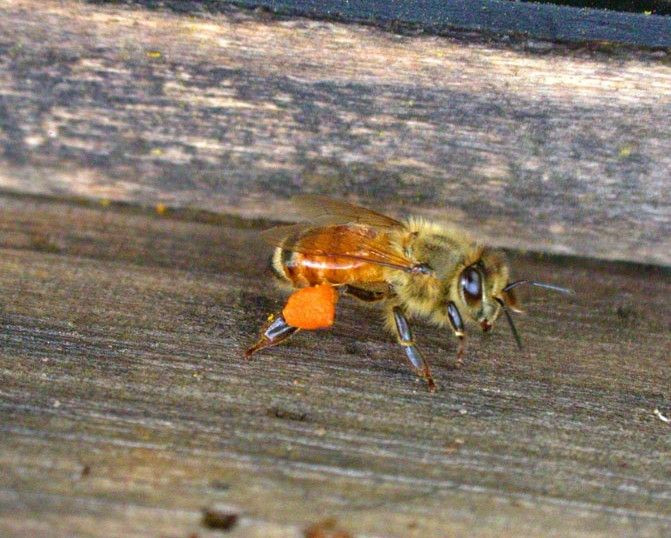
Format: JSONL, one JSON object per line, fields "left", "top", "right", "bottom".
{"left": 450, "top": 248, "right": 572, "bottom": 348}
{"left": 452, "top": 249, "right": 516, "bottom": 331}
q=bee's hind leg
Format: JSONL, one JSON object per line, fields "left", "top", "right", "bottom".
{"left": 391, "top": 306, "right": 436, "bottom": 392}
{"left": 244, "top": 314, "right": 299, "bottom": 357}
{"left": 245, "top": 284, "right": 337, "bottom": 358}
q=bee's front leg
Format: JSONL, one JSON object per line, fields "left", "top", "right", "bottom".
{"left": 391, "top": 306, "right": 436, "bottom": 392}
{"left": 447, "top": 301, "right": 467, "bottom": 367}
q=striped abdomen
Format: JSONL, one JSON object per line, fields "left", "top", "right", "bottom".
{"left": 272, "top": 248, "right": 385, "bottom": 288}
{"left": 270, "top": 225, "right": 388, "bottom": 288}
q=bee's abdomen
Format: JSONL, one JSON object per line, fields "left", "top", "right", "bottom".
{"left": 272, "top": 247, "right": 384, "bottom": 288}
{"left": 270, "top": 247, "right": 292, "bottom": 282}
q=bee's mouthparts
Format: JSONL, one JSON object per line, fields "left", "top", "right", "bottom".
{"left": 480, "top": 320, "right": 492, "bottom": 332}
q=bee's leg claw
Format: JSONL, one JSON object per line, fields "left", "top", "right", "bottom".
{"left": 444, "top": 336, "right": 466, "bottom": 370}
{"left": 392, "top": 307, "right": 437, "bottom": 392}
{"left": 456, "top": 337, "right": 465, "bottom": 364}
{"left": 245, "top": 314, "right": 299, "bottom": 358}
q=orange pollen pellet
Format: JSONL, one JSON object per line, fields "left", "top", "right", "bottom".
{"left": 282, "top": 284, "right": 338, "bottom": 330}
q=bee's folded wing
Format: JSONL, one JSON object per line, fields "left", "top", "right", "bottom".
{"left": 260, "top": 222, "right": 415, "bottom": 273}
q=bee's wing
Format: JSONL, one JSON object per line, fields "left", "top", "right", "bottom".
{"left": 261, "top": 222, "right": 416, "bottom": 273}
{"left": 291, "top": 195, "right": 404, "bottom": 228}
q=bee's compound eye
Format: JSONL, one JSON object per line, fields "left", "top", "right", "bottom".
{"left": 460, "top": 266, "right": 482, "bottom": 305}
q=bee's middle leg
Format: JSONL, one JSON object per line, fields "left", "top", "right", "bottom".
{"left": 391, "top": 306, "right": 436, "bottom": 392}
{"left": 343, "top": 285, "right": 388, "bottom": 302}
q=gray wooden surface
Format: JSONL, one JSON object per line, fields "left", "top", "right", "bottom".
{"left": 2, "top": 1, "right": 671, "bottom": 537}
{"left": 1, "top": 0, "right": 670, "bottom": 266}
{"left": 0, "top": 193, "right": 670, "bottom": 537}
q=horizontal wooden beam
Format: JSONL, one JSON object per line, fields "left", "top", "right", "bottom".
{"left": 1, "top": 0, "right": 669, "bottom": 267}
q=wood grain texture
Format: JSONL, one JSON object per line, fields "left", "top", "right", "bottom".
{"left": 0, "top": 193, "right": 670, "bottom": 537}
{"left": 0, "top": 0, "right": 670, "bottom": 266}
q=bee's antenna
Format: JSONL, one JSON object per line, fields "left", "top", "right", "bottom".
{"left": 503, "top": 280, "right": 574, "bottom": 295}
{"left": 495, "top": 297, "right": 523, "bottom": 350}
{"left": 497, "top": 279, "right": 572, "bottom": 350}
{"left": 494, "top": 297, "right": 522, "bottom": 349}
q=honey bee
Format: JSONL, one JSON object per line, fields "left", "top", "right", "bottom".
{"left": 245, "top": 195, "right": 571, "bottom": 392}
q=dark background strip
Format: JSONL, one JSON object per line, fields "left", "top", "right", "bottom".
{"left": 519, "top": 0, "right": 671, "bottom": 16}
{"left": 96, "top": 0, "right": 671, "bottom": 48}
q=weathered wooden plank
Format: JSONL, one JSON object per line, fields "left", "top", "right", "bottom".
{"left": 0, "top": 193, "right": 669, "bottom": 537}
{"left": 0, "top": 0, "right": 669, "bottom": 266}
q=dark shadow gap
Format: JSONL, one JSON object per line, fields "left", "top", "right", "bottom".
{"left": 516, "top": 0, "right": 671, "bottom": 16}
